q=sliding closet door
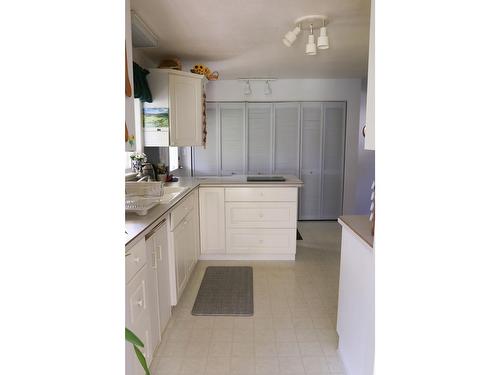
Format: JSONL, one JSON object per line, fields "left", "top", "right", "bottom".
{"left": 300, "top": 103, "right": 322, "bottom": 220}
{"left": 220, "top": 103, "right": 246, "bottom": 175}
{"left": 321, "top": 102, "right": 346, "bottom": 219}
{"left": 273, "top": 103, "right": 300, "bottom": 176}
{"left": 247, "top": 103, "right": 272, "bottom": 174}
{"left": 193, "top": 103, "right": 219, "bottom": 175}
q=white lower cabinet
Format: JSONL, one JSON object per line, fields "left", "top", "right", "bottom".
{"left": 199, "top": 188, "right": 226, "bottom": 254}
{"left": 168, "top": 189, "right": 200, "bottom": 305}
{"left": 126, "top": 239, "right": 153, "bottom": 375}
{"left": 199, "top": 186, "right": 298, "bottom": 260}
{"left": 226, "top": 228, "right": 296, "bottom": 254}
{"left": 145, "top": 218, "right": 171, "bottom": 338}
{"left": 126, "top": 219, "right": 172, "bottom": 375}
{"left": 337, "top": 223, "right": 374, "bottom": 375}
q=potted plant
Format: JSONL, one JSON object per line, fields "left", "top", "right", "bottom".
{"left": 130, "top": 152, "right": 147, "bottom": 173}
{"left": 125, "top": 328, "right": 150, "bottom": 375}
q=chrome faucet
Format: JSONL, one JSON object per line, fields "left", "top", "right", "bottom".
{"left": 137, "top": 175, "right": 151, "bottom": 182}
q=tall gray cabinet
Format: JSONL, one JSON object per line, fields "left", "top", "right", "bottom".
{"left": 192, "top": 101, "right": 346, "bottom": 220}
{"left": 299, "top": 102, "right": 346, "bottom": 220}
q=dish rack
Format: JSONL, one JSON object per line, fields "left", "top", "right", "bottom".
{"left": 125, "top": 196, "right": 160, "bottom": 216}
{"left": 125, "top": 182, "right": 163, "bottom": 215}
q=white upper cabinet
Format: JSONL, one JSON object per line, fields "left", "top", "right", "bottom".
{"left": 364, "top": 1, "right": 375, "bottom": 150}
{"left": 247, "top": 103, "right": 273, "bottom": 175}
{"left": 144, "top": 69, "right": 204, "bottom": 147}
{"left": 220, "top": 103, "right": 246, "bottom": 175}
{"left": 193, "top": 103, "right": 219, "bottom": 175}
{"left": 169, "top": 72, "right": 203, "bottom": 146}
{"left": 273, "top": 103, "right": 300, "bottom": 176}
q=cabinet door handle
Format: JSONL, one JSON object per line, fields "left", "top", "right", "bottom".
{"left": 136, "top": 299, "right": 144, "bottom": 307}
{"left": 157, "top": 244, "right": 163, "bottom": 261}
{"left": 134, "top": 257, "right": 141, "bottom": 263}
{"left": 152, "top": 251, "right": 157, "bottom": 269}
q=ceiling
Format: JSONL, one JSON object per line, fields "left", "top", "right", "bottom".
{"left": 130, "top": 0, "right": 371, "bottom": 79}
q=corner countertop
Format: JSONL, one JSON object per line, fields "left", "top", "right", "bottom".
{"left": 125, "top": 175, "right": 303, "bottom": 249}
{"left": 338, "top": 215, "right": 374, "bottom": 249}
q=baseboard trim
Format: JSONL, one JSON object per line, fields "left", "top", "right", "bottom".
{"left": 199, "top": 254, "right": 295, "bottom": 261}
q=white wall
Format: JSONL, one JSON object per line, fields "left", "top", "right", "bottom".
{"left": 205, "top": 78, "right": 368, "bottom": 215}
{"left": 133, "top": 48, "right": 157, "bottom": 69}
{"left": 125, "top": 0, "right": 135, "bottom": 151}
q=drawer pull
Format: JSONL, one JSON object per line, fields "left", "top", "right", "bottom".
{"left": 136, "top": 299, "right": 144, "bottom": 307}
{"left": 134, "top": 257, "right": 141, "bottom": 263}
{"left": 259, "top": 213, "right": 264, "bottom": 218}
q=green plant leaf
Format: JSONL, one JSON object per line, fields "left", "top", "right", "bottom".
{"left": 133, "top": 344, "right": 151, "bottom": 375}
{"left": 125, "top": 328, "right": 144, "bottom": 348}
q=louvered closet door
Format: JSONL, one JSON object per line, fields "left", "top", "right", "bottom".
{"left": 321, "top": 102, "right": 346, "bottom": 219}
{"left": 220, "top": 103, "right": 246, "bottom": 175}
{"left": 300, "top": 103, "right": 322, "bottom": 220}
{"left": 273, "top": 103, "right": 300, "bottom": 176}
{"left": 193, "top": 103, "right": 218, "bottom": 176}
{"left": 247, "top": 103, "right": 272, "bottom": 175}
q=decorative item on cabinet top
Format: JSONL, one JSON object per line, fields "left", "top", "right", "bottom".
{"left": 191, "top": 64, "right": 219, "bottom": 80}
{"left": 158, "top": 57, "right": 182, "bottom": 70}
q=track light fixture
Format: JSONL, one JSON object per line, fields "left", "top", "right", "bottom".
{"left": 305, "top": 24, "right": 317, "bottom": 55}
{"left": 264, "top": 80, "right": 272, "bottom": 95}
{"left": 282, "top": 25, "right": 301, "bottom": 47}
{"left": 239, "top": 78, "right": 276, "bottom": 96}
{"left": 317, "top": 20, "right": 329, "bottom": 49}
{"left": 243, "top": 80, "right": 252, "bottom": 95}
{"left": 282, "top": 15, "right": 330, "bottom": 56}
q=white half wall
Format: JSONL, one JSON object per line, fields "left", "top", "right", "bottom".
{"left": 204, "top": 78, "right": 369, "bottom": 215}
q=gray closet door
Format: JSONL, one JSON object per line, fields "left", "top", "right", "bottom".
{"left": 220, "top": 103, "right": 246, "bottom": 175}
{"left": 300, "top": 103, "right": 323, "bottom": 220}
{"left": 193, "top": 103, "right": 218, "bottom": 176}
{"left": 273, "top": 102, "right": 300, "bottom": 176}
{"left": 321, "top": 102, "right": 346, "bottom": 219}
{"left": 247, "top": 103, "right": 272, "bottom": 174}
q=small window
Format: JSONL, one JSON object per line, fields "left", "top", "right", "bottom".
{"left": 125, "top": 151, "right": 133, "bottom": 171}
{"left": 169, "top": 146, "right": 179, "bottom": 171}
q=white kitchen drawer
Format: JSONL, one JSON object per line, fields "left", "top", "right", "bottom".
{"left": 226, "top": 228, "right": 296, "bottom": 254}
{"left": 170, "top": 191, "right": 195, "bottom": 230}
{"left": 125, "top": 238, "right": 147, "bottom": 283}
{"left": 226, "top": 202, "right": 297, "bottom": 229}
{"left": 225, "top": 187, "right": 297, "bottom": 202}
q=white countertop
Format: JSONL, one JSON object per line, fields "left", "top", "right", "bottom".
{"left": 125, "top": 175, "right": 303, "bottom": 249}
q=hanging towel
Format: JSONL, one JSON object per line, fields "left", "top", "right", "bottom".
{"left": 133, "top": 62, "right": 152, "bottom": 103}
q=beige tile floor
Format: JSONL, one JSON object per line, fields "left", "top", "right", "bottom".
{"left": 151, "top": 221, "right": 345, "bottom": 375}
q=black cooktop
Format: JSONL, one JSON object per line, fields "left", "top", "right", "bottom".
{"left": 246, "top": 176, "right": 286, "bottom": 182}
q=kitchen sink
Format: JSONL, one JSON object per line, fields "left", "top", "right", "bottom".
{"left": 159, "top": 186, "right": 189, "bottom": 202}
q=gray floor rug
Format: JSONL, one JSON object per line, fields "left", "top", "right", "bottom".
{"left": 192, "top": 266, "right": 253, "bottom": 316}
